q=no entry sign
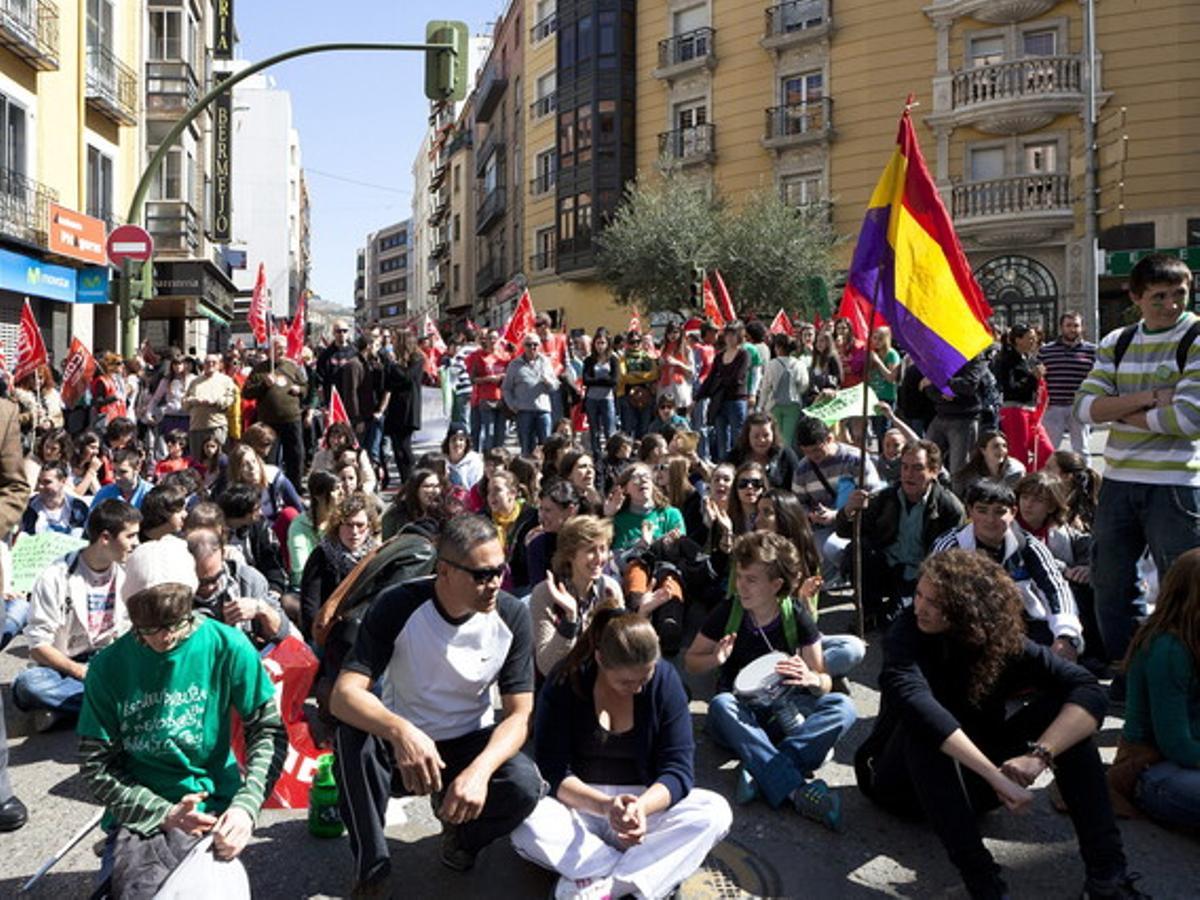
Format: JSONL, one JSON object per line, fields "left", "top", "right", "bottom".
{"left": 107, "top": 225, "right": 154, "bottom": 265}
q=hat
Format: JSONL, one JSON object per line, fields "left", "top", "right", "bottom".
{"left": 121, "top": 536, "right": 199, "bottom": 601}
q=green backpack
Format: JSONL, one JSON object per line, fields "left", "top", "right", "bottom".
{"left": 724, "top": 595, "right": 800, "bottom": 653}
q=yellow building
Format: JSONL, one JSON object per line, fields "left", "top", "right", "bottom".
{"left": 0, "top": 0, "right": 142, "bottom": 361}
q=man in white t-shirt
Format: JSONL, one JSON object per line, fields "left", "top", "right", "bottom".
{"left": 13, "top": 499, "right": 141, "bottom": 730}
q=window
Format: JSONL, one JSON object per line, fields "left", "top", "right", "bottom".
{"left": 0, "top": 92, "right": 27, "bottom": 176}
{"left": 453, "top": 264, "right": 460, "bottom": 292}
{"left": 1022, "top": 30, "right": 1056, "bottom": 57}
{"left": 673, "top": 5, "right": 707, "bottom": 35}
{"left": 1024, "top": 141, "right": 1057, "bottom": 174}
{"left": 453, "top": 213, "right": 461, "bottom": 242}
{"left": 780, "top": 71, "right": 823, "bottom": 134}
{"left": 676, "top": 100, "right": 707, "bottom": 132}
{"left": 969, "top": 35, "right": 1004, "bottom": 67}
{"left": 781, "top": 172, "right": 824, "bottom": 207}
{"left": 87, "top": 0, "right": 113, "bottom": 51}
{"left": 453, "top": 164, "right": 461, "bottom": 194}
{"left": 87, "top": 146, "right": 114, "bottom": 220}
{"left": 559, "top": 109, "right": 576, "bottom": 167}
{"left": 151, "top": 147, "right": 186, "bottom": 200}
{"left": 969, "top": 146, "right": 1005, "bottom": 181}
{"left": 576, "top": 104, "right": 592, "bottom": 164}
{"left": 380, "top": 256, "right": 406, "bottom": 274}
{"left": 578, "top": 16, "right": 593, "bottom": 62}
{"left": 559, "top": 195, "right": 576, "bottom": 243}
{"left": 148, "top": 9, "right": 181, "bottom": 61}
{"left": 482, "top": 154, "right": 499, "bottom": 195}
{"left": 535, "top": 227, "right": 555, "bottom": 269}
{"left": 1188, "top": 219, "right": 1200, "bottom": 247}
{"left": 598, "top": 11, "right": 616, "bottom": 64}
{"left": 597, "top": 100, "right": 616, "bottom": 150}
{"left": 533, "top": 71, "right": 556, "bottom": 119}
{"left": 536, "top": 71, "right": 555, "bottom": 99}
{"left": 534, "top": 148, "right": 556, "bottom": 194}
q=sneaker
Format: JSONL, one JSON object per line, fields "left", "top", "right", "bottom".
{"left": 790, "top": 779, "right": 843, "bottom": 832}
{"left": 1081, "top": 872, "right": 1150, "bottom": 899}
{"left": 440, "top": 824, "right": 478, "bottom": 872}
{"left": 553, "top": 874, "right": 615, "bottom": 900}
{"left": 733, "top": 765, "right": 759, "bottom": 805}
{"left": 32, "top": 710, "right": 60, "bottom": 733}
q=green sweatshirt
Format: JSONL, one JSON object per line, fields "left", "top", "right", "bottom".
{"left": 1123, "top": 632, "right": 1200, "bottom": 768}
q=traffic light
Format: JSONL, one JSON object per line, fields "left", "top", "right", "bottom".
{"left": 424, "top": 20, "right": 468, "bottom": 102}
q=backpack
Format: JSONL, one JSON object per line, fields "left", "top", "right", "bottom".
{"left": 723, "top": 595, "right": 800, "bottom": 652}
{"left": 1112, "top": 319, "right": 1200, "bottom": 372}
{"left": 771, "top": 357, "right": 808, "bottom": 408}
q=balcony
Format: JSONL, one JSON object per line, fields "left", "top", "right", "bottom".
{"left": 531, "top": 11, "right": 556, "bottom": 43}
{"left": 763, "top": 98, "right": 833, "bottom": 150}
{"left": 925, "top": 0, "right": 1057, "bottom": 25}
{"left": 145, "top": 60, "right": 200, "bottom": 118}
{"left": 475, "top": 130, "right": 503, "bottom": 176}
{"left": 0, "top": 0, "right": 58, "bottom": 69}
{"left": 146, "top": 199, "right": 200, "bottom": 255}
{"left": 530, "top": 248, "right": 556, "bottom": 273}
{"left": 475, "top": 186, "right": 507, "bottom": 234}
{"left": 530, "top": 91, "right": 557, "bottom": 121}
{"left": 950, "top": 173, "right": 1073, "bottom": 246}
{"left": 430, "top": 233, "right": 450, "bottom": 260}
{"left": 763, "top": 0, "right": 832, "bottom": 52}
{"left": 430, "top": 190, "right": 450, "bottom": 226}
{"left": 475, "top": 255, "right": 507, "bottom": 296}
{"left": 86, "top": 44, "right": 138, "bottom": 125}
{"left": 654, "top": 27, "right": 716, "bottom": 81}
{"left": 475, "top": 59, "right": 507, "bottom": 123}
{"left": 0, "top": 166, "right": 55, "bottom": 246}
{"left": 430, "top": 157, "right": 448, "bottom": 190}
{"left": 658, "top": 124, "right": 716, "bottom": 166}
{"left": 529, "top": 170, "right": 557, "bottom": 198}
{"left": 447, "top": 127, "right": 473, "bottom": 156}
{"left": 936, "top": 56, "right": 1086, "bottom": 134}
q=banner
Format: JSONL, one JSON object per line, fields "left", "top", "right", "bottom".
{"left": 12, "top": 532, "right": 87, "bottom": 595}
{"left": 14, "top": 298, "right": 47, "bottom": 383}
{"left": 247, "top": 262, "right": 268, "bottom": 346}
{"left": 60, "top": 337, "right": 96, "bottom": 407}
{"left": 804, "top": 383, "right": 881, "bottom": 426}
{"left": 701, "top": 276, "right": 725, "bottom": 328}
{"left": 769, "top": 309, "right": 795, "bottom": 336}
{"left": 286, "top": 292, "right": 307, "bottom": 362}
{"left": 501, "top": 289, "right": 536, "bottom": 347}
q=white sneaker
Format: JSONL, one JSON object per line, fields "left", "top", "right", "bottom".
{"left": 553, "top": 874, "right": 615, "bottom": 900}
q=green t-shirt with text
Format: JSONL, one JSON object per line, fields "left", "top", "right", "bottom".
{"left": 612, "top": 505, "right": 686, "bottom": 552}
{"left": 78, "top": 617, "right": 276, "bottom": 817}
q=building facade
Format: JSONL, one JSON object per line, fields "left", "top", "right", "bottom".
{"left": 356, "top": 218, "right": 412, "bottom": 329}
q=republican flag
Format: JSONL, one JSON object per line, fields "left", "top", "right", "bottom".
{"left": 286, "top": 292, "right": 307, "bottom": 362}
{"left": 701, "top": 276, "right": 725, "bottom": 328}
{"left": 60, "top": 337, "right": 97, "bottom": 406}
{"left": 711, "top": 269, "right": 736, "bottom": 323}
{"left": 248, "top": 262, "right": 269, "bottom": 346}
{"left": 14, "top": 299, "right": 47, "bottom": 383}
{"left": 769, "top": 309, "right": 795, "bottom": 336}
{"left": 841, "top": 103, "right": 992, "bottom": 390}
{"left": 501, "top": 289, "right": 536, "bottom": 348}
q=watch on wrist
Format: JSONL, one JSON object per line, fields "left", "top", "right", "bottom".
{"left": 1027, "top": 741, "right": 1054, "bottom": 769}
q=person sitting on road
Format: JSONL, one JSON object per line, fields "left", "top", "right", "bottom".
{"left": 311, "top": 421, "right": 377, "bottom": 495}
{"left": 299, "top": 494, "right": 380, "bottom": 641}
{"left": 20, "top": 460, "right": 90, "bottom": 539}
{"left": 78, "top": 537, "right": 287, "bottom": 896}
{"left": 13, "top": 500, "right": 141, "bottom": 731}
{"left": 187, "top": 527, "right": 289, "bottom": 650}
{"left": 287, "top": 469, "right": 343, "bottom": 590}
{"left": 381, "top": 467, "right": 444, "bottom": 541}
{"left": 606, "top": 462, "right": 686, "bottom": 555}
{"left": 835, "top": 440, "right": 965, "bottom": 626}
{"left": 329, "top": 514, "right": 542, "bottom": 893}
{"left": 931, "top": 481, "right": 1083, "bottom": 660}
{"left": 950, "top": 429, "right": 1026, "bottom": 502}
{"left": 855, "top": 549, "right": 1143, "bottom": 900}
{"left": 90, "top": 446, "right": 153, "bottom": 511}
{"left": 512, "top": 608, "right": 732, "bottom": 900}
{"left": 138, "top": 482, "right": 189, "bottom": 542}
{"left": 684, "top": 531, "right": 857, "bottom": 831}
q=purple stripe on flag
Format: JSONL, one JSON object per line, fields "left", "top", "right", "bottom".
{"left": 847, "top": 206, "right": 974, "bottom": 389}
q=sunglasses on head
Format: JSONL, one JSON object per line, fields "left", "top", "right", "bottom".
{"left": 737, "top": 478, "right": 764, "bottom": 490}
{"left": 443, "top": 557, "right": 508, "bottom": 585}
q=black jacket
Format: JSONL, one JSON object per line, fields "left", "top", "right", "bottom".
{"left": 923, "top": 353, "right": 987, "bottom": 419}
{"left": 835, "top": 480, "right": 964, "bottom": 552}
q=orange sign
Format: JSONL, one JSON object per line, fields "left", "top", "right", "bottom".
{"left": 48, "top": 203, "right": 107, "bottom": 265}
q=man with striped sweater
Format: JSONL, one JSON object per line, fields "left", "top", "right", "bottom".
{"left": 1074, "top": 254, "right": 1200, "bottom": 667}
{"left": 1038, "top": 311, "right": 1096, "bottom": 461}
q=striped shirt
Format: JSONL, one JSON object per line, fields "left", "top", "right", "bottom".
{"left": 1038, "top": 338, "right": 1096, "bottom": 406}
{"left": 793, "top": 442, "right": 880, "bottom": 510}
{"left": 1074, "top": 314, "right": 1200, "bottom": 486}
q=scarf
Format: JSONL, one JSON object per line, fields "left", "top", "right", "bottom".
{"left": 320, "top": 533, "right": 378, "bottom": 583}
{"left": 492, "top": 500, "right": 523, "bottom": 551}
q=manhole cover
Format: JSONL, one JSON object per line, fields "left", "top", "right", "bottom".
{"left": 680, "top": 837, "right": 783, "bottom": 898}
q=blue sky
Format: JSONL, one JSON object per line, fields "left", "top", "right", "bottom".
{"left": 236, "top": 1, "right": 505, "bottom": 308}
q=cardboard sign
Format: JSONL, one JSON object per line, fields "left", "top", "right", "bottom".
{"left": 805, "top": 383, "right": 881, "bottom": 426}
{"left": 11, "top": 532, "right": 87, "bottom": 594}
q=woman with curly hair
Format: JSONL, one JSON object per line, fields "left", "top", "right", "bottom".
{"left": 299, "top": 493, "right": 380, "bottom": 640}
{"left": 855, "top": 549, "right": 1139, "bottom": 900}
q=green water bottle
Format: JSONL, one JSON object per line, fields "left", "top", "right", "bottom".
{"left": 308, "top": 753, "right": 345, "bottom": 838}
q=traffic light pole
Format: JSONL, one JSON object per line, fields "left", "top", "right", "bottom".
{"left": 119, "top": 40, "right": 455, "bottom": 356}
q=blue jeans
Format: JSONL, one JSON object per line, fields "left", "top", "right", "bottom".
{"left": 712, "top": 399, "right": 747, "bottom": 463}
{"left": 619, "top": 395, "right": 653, "bottom": 439}
{"left": 1091, "top": 480, "right": 1200, "bottom": 661}
{"left": 516, "top": 410, "right": 552, "bottom": 455}
{"left": 13, "top": 665, "right": 85, "bottom": 715}
{"left": 363, "top": 417, "right": 385, "bottom": 464}
{"left": 821, "top": 635, "right": 866, "bottom": 678}
{"left": 450, "top": 393, "right": 470, "bottom": 430}
{"left": 585, "top": 396, "right": 616, "bottom": 458}
{"left": 473, "top": 403, "right": 507, "bottom": 451}
{"left": 2, "top": 595, "right": 29, "bottom": 649}
{"left": 691, "top": 398, "right": 711, "bottom": 460}
{"left": 706, "top": 689, "right": 856, "bottom": 808}
{"left": 1136, "top": 760, "right": 1200, "bottom": 829}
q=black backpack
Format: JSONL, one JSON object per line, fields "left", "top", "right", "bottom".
{"left": 1112, "top": 319, "right": 1200, "bottom": 372}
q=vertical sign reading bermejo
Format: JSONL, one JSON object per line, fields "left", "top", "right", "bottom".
{"left": 213, "top": 0, "right": 233, "bottom": 60}
{"left": 212, "top": 72, "right": 233, "bottom": 242}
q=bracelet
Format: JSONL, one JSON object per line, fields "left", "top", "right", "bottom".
{"left": 1027, "top": 741, "right": 1055, "bottom": 769}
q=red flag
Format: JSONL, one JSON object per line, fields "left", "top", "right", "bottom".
{"left": 0, "top": 341, "right": 7, "bottom": 374}
{"left": 701, "top": 276, "right": 725, "bottom": 328}
{"left": 501, "top": 289, "right": 536, "bottom": 347}
{"left": 628, "top": 307, "right": 642, "bottom": 333}
{"left": 138, "top": 339, "right": 160, "bottom": 369}
{"left": 836, "top": 283, "right": 886, "bottom": 343}
{"left": 60, "top": 337, "right": 97, "bottom": 406}
{"left": 286, "top": 293, "right": 307, "bottom": 362}
{"left": 15, "top": 299, "right": 47, "bottom": 383}
{"left": 328, "top": 385, "right": 354, "bottom": 444}
{"left": 248, "top": 262, "right": 269, "bottom": 346}
{"left": 769, "top": 309, "right": 795, "bottom": 336}
{"left": 682, "top": 317, "right": 703, "bottom": 334}
{"left": 813, "top": 312, "right": 824, "bottom": 331}
{"left": 711, "top": 269, "right": 737, "bottom": 323}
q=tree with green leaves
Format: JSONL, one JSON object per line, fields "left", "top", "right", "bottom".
{"left": 596, "top": 165, "right": 836, "bottom": 322}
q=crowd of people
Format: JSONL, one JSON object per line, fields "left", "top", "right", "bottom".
{"left": 0, "top": 253, "right": 1196, "bottom": 899}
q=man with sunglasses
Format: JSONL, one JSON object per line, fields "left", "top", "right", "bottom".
{"left": 330, "top": 515, "right": 541, "bottom": 894}
{"left": 502, "top": 332, "right": 560, "bottom": 455}
{"left": 186, "top": 527, "right": 289, "bottom": 650}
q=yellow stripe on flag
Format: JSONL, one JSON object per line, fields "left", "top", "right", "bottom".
{"left": 868, "top": 150, "right": 908, "bottom": 247}
{"left": 892, "top": 205, "right": 994, "bottom": 358}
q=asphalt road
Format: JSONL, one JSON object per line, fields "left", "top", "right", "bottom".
{"left": 1, "top": 394, "right": 1196, "bottom": 898}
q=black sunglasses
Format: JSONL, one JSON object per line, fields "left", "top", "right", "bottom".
{"left": 737, "top": 478, "right": 764, "bottom": 490}
{"left": 443, "top": 557, "right": 508, "bottom": 585}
